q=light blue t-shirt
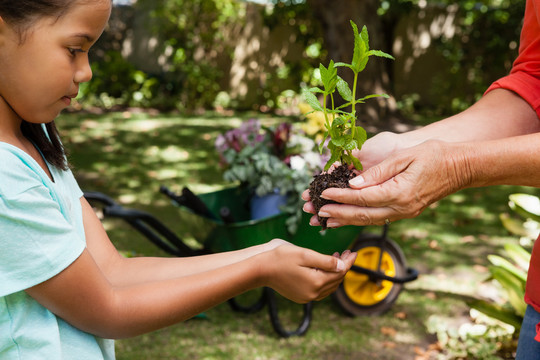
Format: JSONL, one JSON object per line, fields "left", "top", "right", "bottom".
{"left": 0, "top": 143, "right": 115, "bottom": 359}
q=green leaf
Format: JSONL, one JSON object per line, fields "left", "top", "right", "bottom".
{"left": 320, "top": 61, "right": 338, "bottom": 93}
{"left": 302, "top": 88, "right": 323, "bottom": 112}
{"left": 490, "top": 266, "right": 527, "bottom": 316}
{"left": 504, "top": 243, "right": 531, "bottom": 271}
{"left": 487, "top": 255, "right": 527, "bottom": 284}
{"left": 467, "top": 299, "right": 523, "bottom": 329}
{"left": 367, "top": 49, "right": 395, "bottom": 60}
{"left": 308, "top": 87, "right": 325, "bottom": 94}
{"left": 337, "top": 76, "right": 352, "bottom": 102}
{"left": 318, "top": 140, "right": 326, "bottom": 154}
{"left": 499, "top": 213, "right": 533, "bottom": 238}
{"left": 329, "top": 117, "right": 344, "bottom": 140}
{"left": 331, "top": 136, "right": 346, "bottom": 147}
{"left": 334, "top": 62, "right": 353, "bottom": 70}
{"left": 324, "top": 151, "right": 341, "bottom": 171}
{"left": 360, "top": 25, "right": 369, "bottom": 50}
{"left": 335, "top": 103, "right": 354, "bottom": 112}
{"left": 354, "top": 126, "right": 367, "bottom": 147}
{"left": 509, "top": 193, "right": 540, "bottom": 222}
{"left": 351, "top": 157, "right": 363, "bottom": 171}
{"left": 344, "top": 138, "right": 357, "bottom": 151}
{"left": 332, "top": 116, "right": 345, "bottom": 127}
{"left": 359, "top": 93, "right": 390, "bottom": 102}
{"left": 351, "top": 21, "right": 368, "bottom": 73}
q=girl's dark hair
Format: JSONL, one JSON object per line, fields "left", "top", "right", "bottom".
{"left": 0, "top": 0, "right": 76, "bottom": 170}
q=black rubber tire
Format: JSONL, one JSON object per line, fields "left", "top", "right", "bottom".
{"left": 228, "top": 288, "right": 266, "bottom": 314}
{"left": 266, "top": 288, "right": 313, "bottom": 338}
{"left": 333, "top": 233, "right": 406, "bottom": 316}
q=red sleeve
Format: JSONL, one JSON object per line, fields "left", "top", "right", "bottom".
{"left": 485, "top": 0, "right": 540, "bottom": 117}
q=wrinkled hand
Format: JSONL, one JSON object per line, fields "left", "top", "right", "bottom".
{"left": 304, "top": 140, "right": 470, "bottom": 227}
{"left": 262, "top": 244, "right": 357, "bottom": 303}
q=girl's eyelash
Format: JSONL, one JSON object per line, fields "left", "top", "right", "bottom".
{"left": 68, "top": 48, "right": 87, "bottom": 56}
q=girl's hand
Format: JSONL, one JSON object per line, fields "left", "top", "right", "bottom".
{"left": 260, "top": 244, "right": 357, "bottom": 303}
{"left": 306, "top": 140, "right": 470, "bottom": 227}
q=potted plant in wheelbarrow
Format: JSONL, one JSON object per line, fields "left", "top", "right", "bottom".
{"left": 302, "top": 21, "right": 418, "bottom": 316}
{"left": 215, "top": 118, "right": 326, "bottom": 233}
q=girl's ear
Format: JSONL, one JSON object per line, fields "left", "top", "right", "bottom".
{"left": 0, "top": 16, "right": 7, "bottom": 47}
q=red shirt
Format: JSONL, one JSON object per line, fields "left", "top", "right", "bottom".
{"left": 486, "top": 0, "right": 540, "bottom": 340}
{"left": 487, "top": 0, "right": 540, "bottom": 117}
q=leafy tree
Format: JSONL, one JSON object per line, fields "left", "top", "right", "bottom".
{"left": 135, "top": 0, "right": 244, "bottom": 110}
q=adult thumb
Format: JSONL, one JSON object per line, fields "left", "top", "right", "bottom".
{"left": 349, "top": 160, "right": 401, "bottom": 190}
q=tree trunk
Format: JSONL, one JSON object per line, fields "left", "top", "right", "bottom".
{"left": 307, "top": 0, "right": 399, "bottom": 125}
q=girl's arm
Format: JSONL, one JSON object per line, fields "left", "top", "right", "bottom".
{"left": 81, "top": 197, "right": 286, "bottom": 285}
{"left": 25, "top": 237, "right": 355, "bottom": 339}
{"left": 25, "top": 198, "right": 356, "bottom": 339}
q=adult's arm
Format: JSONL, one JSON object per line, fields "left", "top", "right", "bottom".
{"left": 352, "top": 88, "right": 540, "bottom": 171}
{"left": 304, "top": 89, "right": 540, "bottom": 227}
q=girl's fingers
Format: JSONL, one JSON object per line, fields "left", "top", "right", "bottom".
{"left": 302, "top": 249, "right": 346, "bottom": 272}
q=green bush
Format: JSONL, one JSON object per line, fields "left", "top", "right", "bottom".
{"left": 79, "top": 51, "right": 160, "bottom": 109}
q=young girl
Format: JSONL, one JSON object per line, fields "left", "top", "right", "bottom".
{"left": 0, "top": 1, "right": 357, "bottom": 358}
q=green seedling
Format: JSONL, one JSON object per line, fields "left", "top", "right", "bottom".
{"left": 302, "top": 20, "right": 394, "bottom": 171}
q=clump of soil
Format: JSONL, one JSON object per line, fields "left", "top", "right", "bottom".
{"left": 308, "top": 164, "right": 355, "bottom": 229}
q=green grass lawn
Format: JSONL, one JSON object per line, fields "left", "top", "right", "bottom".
{"left": 58, "top": 110, "right": 535, "bottom": 360}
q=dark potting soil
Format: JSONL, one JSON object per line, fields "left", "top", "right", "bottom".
{"left": 308, "top": 164, "right": 355, "bottom": 229}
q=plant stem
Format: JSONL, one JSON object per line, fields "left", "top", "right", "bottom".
{"left": 323, "top": 94, "right": 330, "bottom": 130}
{"left": 350, "top": 71, "right": 359, "bottom": 139}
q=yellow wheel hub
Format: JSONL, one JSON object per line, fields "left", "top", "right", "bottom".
{"left": 344, "top": 246, "right": 396, "bottom": 306}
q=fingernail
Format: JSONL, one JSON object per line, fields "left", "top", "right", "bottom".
{"left": 349, "top": 175, "right": 365, "bottom": 187}
{"left": 336, "top": 259, "right": 345, "bottom": 271}
{"left": 326, "top": 220, "right": 340, "bottom": 228}
{"left": 318, "top": 211, "right": 331, "bottom": 217}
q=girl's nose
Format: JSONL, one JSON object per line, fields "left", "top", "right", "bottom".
{"left": 74, "top": 56, "right": 93, "bottom": 84}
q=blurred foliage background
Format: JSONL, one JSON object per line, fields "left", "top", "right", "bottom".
{"left": 79, "top": 0, "right": 524, "bottom": 123}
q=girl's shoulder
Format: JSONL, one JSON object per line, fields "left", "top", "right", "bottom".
{"left": 0, "top": 142, "right": 53, "bottom": 197}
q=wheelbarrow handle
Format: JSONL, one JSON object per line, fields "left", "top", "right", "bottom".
{"left": 84, "top": 191, "right": 205, "bottom": 257}
{"left": 350, "top": 265, "right": 418, "bottom": 284}
{"left": 160, "top": 185, "right": 219, "bottom": 221}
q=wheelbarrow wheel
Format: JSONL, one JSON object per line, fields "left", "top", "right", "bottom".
{"left": 334, "top": 233, "right": 406, "bottom": 316}
{"left": 266, "top": 288, "right": 313, "bottom": 338}
{"left": 228, "top": 288, "right": 266, "bottom": 314}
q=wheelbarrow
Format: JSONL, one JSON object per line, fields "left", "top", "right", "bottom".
{"left": 84, "top": 185, "right": 418, "bottom": 337}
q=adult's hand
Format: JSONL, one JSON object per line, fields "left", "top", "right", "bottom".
{"left": 304, "top": 140, "right": 470, "bottom": 227}
{"left": 352, "top": 131, "right": 404, "bottom": 170}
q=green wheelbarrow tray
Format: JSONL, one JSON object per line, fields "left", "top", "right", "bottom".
{"left": 173, "top": 185, "right": 361, "bottom": 255}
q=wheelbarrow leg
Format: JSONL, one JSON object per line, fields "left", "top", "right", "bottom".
{"left": 265, "top": 287, "right": 313, "bottom": 338}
